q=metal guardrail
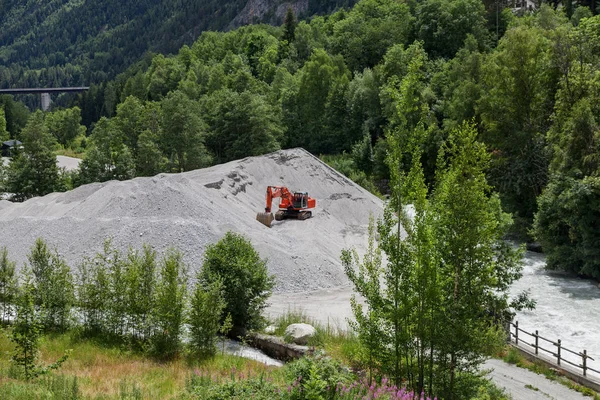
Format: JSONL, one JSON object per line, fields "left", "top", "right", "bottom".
{"left": 508, "top": 320, "right": 600, "bottom": 378}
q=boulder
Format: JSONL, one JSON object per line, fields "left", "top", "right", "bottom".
{"left": 284, "top": 323, "right": 316, "bottom": 345}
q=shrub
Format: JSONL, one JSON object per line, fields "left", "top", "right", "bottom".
{"left": 151, "top": 249, "right": 188, "bottom": 359}
{"left": 189, "top": 375, "right": 280, "bottom": 400}
{"left": 28, "top": 238, "right": 75, "bottom": 332}
{"left": 189, "top": 277, "right": 226, "bottom": 357}
{"left": 285, "top": 351, "right": 353, "bottom": 400}
{"left": 11, "top": 273, "right": 69, "bottom": 380}
{"left": 200, "top": 232, "right": 275, "bottom": 333}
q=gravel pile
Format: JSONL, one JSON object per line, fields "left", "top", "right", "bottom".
{"left": 0, "top": 148, "right": 383, "bottom": 292}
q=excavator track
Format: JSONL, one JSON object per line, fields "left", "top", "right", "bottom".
{"left": 298, "top": 211, "right": 312, "bottom": 220}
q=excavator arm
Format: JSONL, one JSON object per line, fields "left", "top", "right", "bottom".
{"left": 264, "top": 186, "right": 293, "bottom": 213}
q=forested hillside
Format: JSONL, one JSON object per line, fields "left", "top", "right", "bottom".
{"left": 0, "top": 0, "right": 356, "bottom": 91}
{"left": 2, "top": 0, "right": 600, "bottom": 279}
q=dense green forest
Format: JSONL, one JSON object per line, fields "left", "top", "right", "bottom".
{"left": 2, "top": 0, "right": 600, "bottom": 277}
{"left": 0, "top": 0, "right": 357, "bottom": 94}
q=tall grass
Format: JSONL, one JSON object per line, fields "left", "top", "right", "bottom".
{"left": 0, "top": 328, "right": 277, "bottom": 399}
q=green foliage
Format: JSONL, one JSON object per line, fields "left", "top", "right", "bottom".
{"left": 343, "top": 122, "right": 528, "bottom": 398}
{"left": 200, "top": 232, "right": 275, "bottom": 333}
{"left": 76, "top": 252, "right": 110, "bottom": 336}
{"left": 283, "top": 7, "right": 297, "bottom": 44}
{"left": 28, "top": 239, "right": 74, "bottom": 332}
{"left": 6, "top": 111, "right": 60, "bottom": 201}
{"left": 151, "top": 250, "right": 188, "bottom": 359}
{"left": 160, "top": 91, "right": 211, "bottom": 172}
{"left": 189, "top": 375, "right": 280, "bottom": 400}
{"left": 351, "top": 132, "right": 373, "bottom": 175}
{"left": 45, "top": 108, "right": 87, "bottom": 148}
{"left": 534, "top": 175, "right": 600, "bottom": 278}
{"left": 285, "top": 351, "right": 353, "bottom": 400}
{"left": 479, "top": 22, "right": 554, "bottom": 235}
{"left": 0, "top": 107, "right": 8, "bottom": 142}
{"left": 330, "top": 0, "right": 414, "bottom": 72}
{"left": 10, "top": 273, "right": 69, "bottom": 380}
{"left": 0, "top": 247, "right": 17, "bottom": 324}
{"left": 203, "top": 90, "right": 282, "bottom": 163}
{"left": 78, "top": 117, "right": 136, "bottom": 184}
{"left": 189, "top": 277, "right": 226, "bottom": 357}
{"left": 416, "top": 0, "right": 488, "bottom": 59}
{"left": 0, "top": 374, "right": 82, "bottom": 400}
{"left": 124, "top": 245, "right": 157, "bottom": 343}
{"left": 433, "top": 123, "right": 526, "bottom": 397}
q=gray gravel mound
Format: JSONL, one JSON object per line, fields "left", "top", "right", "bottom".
{"left": 0, "top": 148, "right": 383, "bottom": 292}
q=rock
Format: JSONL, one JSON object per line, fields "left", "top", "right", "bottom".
{"left": 526, "top": 242, "right": 543, "bottom": 253}
{"left": 284, "top": 323, "right": 316, "bottom": 345}
{"left": 264, "top": 325, "right": 276, "bottom": 334}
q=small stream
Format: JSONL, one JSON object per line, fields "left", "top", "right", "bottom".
{"left": 511, "top": 251, "right": 600, "bottom": 370}
{"left": 223, "top": 339, "right": 284, "bottom": 367}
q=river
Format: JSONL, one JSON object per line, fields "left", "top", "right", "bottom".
{"left": 512, "top": 250, "right": 600, "bottom": 373}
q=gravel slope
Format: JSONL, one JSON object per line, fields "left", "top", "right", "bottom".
{"left": 0, "top": 148, "right": 383, "bottom": 292}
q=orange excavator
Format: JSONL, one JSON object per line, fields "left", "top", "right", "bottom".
{"left": 256, "top": 186, "right": 316, "bottom": 228}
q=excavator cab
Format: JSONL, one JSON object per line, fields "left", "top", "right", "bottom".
{"left": 292, "top": 192, "right": 308, "bottom": 209}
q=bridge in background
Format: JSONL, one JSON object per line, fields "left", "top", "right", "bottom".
{"left": 0, "top": 87, "right": 90, "bottom": 111}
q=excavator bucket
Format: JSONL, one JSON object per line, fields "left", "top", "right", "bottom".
{"left": 256, "top": 212, "right": 274, "bottom": 228}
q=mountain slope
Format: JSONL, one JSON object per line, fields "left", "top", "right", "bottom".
{"left": 0, "top": 0, "right": 357, "bottom": 90}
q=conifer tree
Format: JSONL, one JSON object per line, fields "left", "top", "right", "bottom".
{"left": 283, "top": 7, "right": 297, "bottom": 44}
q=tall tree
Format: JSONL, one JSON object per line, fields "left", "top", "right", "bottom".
{"left": 479, "top": 23, "right": 555, "bottom": 235}
{"left": 160, "top": 90, "right": 211, "bottom": 172}
{"left": 189, "top": 277, "right": 226, "bottom": 357}
{"left": 200, "top": 232, "right": 275, "bottom": 334}
{"left": 6, "top": 111, "right": 60, "bottom": 201}
{"left": 283, "top": 7, "right": 297, "bottom": 44}
{"left": 204, "top": 90, "right": 282, "bottom": 163}
{"left": 432, "top": 123, "right": 526, "bottom": 398}
{"left": 45, "top": 107, "right": 86, "bottom": 148}
{"left": 78, "top": 117, "right": 135, "bottom": 184}
{"left": 343, "top": 123, "right": 528, "bottom": 399}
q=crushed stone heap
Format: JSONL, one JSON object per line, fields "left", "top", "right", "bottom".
{"left": 0, "top": 148, "right": 383, "bottom": 292}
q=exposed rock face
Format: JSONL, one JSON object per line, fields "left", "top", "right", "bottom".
{"left": 284, "top": 323, "right": 316, "bottom": 345}
{"left": 230, "top": 0, "right": 309, "bottom": 27}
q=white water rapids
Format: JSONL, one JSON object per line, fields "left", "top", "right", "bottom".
{"left": 512, "top": 251, "right": 600, "bottom": 376}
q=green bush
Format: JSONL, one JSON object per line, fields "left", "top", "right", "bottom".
{"left": 200, "top": 232, "right": 275, "bottom": 333}
{"left": 188, "top": 375, "right": 279, "bottom": 400}
{"left": 189, "top": 277, "right": 226, "bottom": 357}
{"left": 285, "top": 351, "right": 353, "bottom": 400}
